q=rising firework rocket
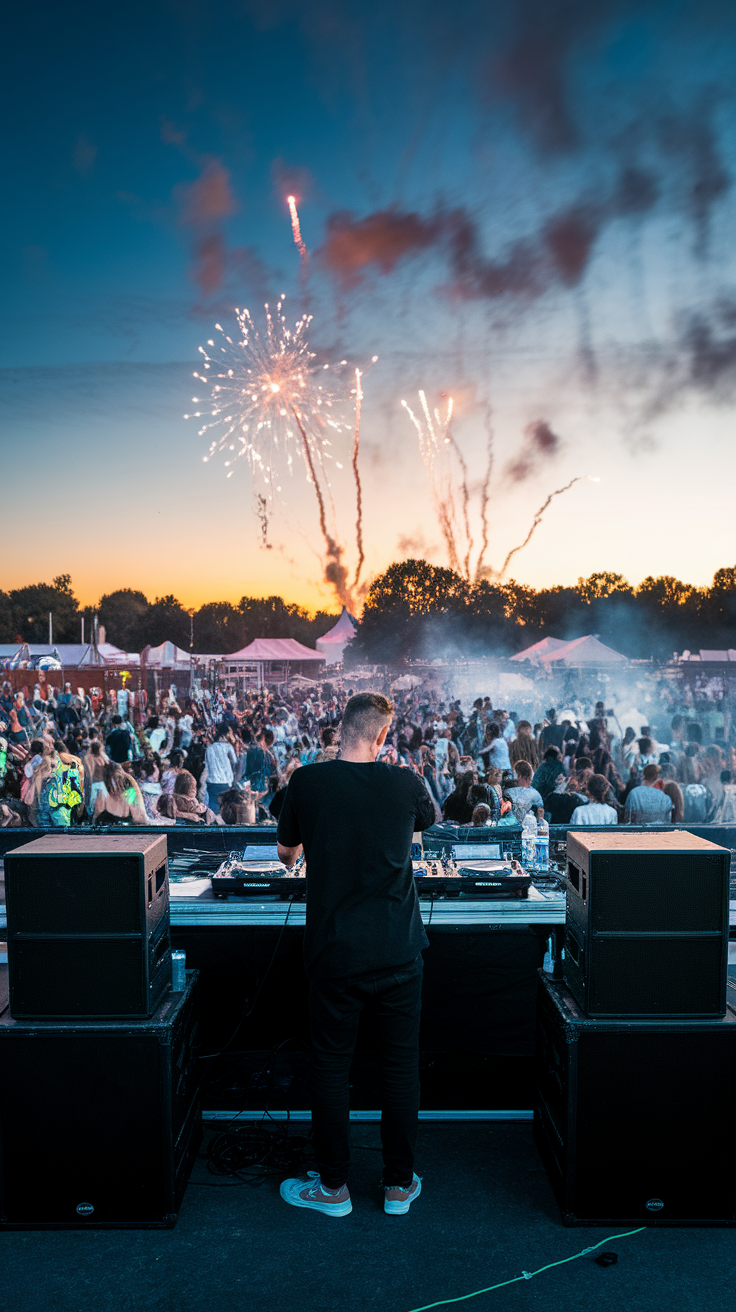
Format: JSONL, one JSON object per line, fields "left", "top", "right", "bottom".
{"left": 287, "top": 195, "right": 308, "bottom": 263}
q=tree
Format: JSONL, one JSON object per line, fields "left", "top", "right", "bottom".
{"left": 98, "top": 589, "right": 150, "bottom": 651}
{"left": 138, "top": 595, "right": 191, "bottom": 649}
{"left": 8, "top": 579, "right": 80, "bottom": 643}
{"left": 362, "top": 560, "right": 470, "bottom": 618}
{"left": 0, "top": 591, "right": 14, "bottom": 643}
{"left": 577, "top": 572, "right": 632, "bottom": 602}
{"left": 194, "top": 602, "right": 247, "bottom": 654}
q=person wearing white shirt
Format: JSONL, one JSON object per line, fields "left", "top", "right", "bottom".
{"left": 204, "top": 728, "right": 237, "bottom": 814}
{"left": 570, "top": 773, "right": 619, "bottom": 825}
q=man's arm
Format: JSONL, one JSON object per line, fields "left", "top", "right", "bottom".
{"left": 276, "top": 777, "right": 303, "bottom": 867}
{"left": 277, "top": 840, "right": 303, "bottom": 867}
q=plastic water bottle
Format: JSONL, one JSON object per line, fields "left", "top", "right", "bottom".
{"left": 521, "top": 812, "right": 537, "bottom": 869}
{"left": 171, "top": 950, "right": 186, "bottom": 992}
{"left": 535, "top": 817, "right": 550, "bottom": 872}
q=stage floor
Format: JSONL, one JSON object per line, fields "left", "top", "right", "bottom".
{"left": 1, "top": 1122, "right": 734, "bottom": 1312}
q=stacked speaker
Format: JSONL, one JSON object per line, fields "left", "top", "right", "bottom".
{"left": 535, "top": 830, "right": 736, "bottom": 1225}
{"left": 0, "top": 835, "right": 201, "bottom": 1229}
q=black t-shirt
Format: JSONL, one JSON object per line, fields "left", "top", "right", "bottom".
{"left": 106, "top": 727, "right": 132, "bottom": 763}
{"left": 277, "top": 760, "right": 436, "bottom": 980}
{"left": 545, "top": 791, "right": 586, "bottom": 824}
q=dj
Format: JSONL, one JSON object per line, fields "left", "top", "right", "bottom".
{"left": 276, "top": 692, "right": 435, "bottom": 1218}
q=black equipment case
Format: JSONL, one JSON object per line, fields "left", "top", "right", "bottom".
{"left": 534, "top": 971, "right": 736, "bottom": 1226}
{"left": 0, "top": 965, "right": 201, "bottom": 1229}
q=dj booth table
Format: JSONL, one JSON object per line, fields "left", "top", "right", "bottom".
{"left": 1, "top": 823, "right": 735, "bottom": 1120}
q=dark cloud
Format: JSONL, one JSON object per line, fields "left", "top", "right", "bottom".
{"left": 319, "top": 164, "right": 660, "bottom": 302}
{"left": 660, "top": 111, "right": 730, "bottom": 256}
{"left": 487, "top": 0, "right": 624, "bottom": 153}
{"left": 505, "top": 420, "right": 563, "bottom": 483}
{"left": 175, "top": 160, "right": 237, "bottom": 227}
{"left": 319, "top": 208, "right": 443, "bottom": 286}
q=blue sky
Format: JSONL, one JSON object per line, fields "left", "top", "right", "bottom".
{"left": 1, "top": 0, "right": 735, "bottom": 610}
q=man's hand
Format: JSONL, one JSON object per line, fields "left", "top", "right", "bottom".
{"left": 278, "top": 841, "right": 303, "bottom": 869}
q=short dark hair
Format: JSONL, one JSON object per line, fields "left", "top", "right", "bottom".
{"left": 514, "top": 760, "right": 533, "bottom": 781}
{"left": 341, "top": 692, "right": 394, "bottom": 744}
{"left": 642, "top": 763, "right": 659, "bottom": 783}
{"left": 112, "top": 715, "right": 122, "bottom": 725}
{"left": 543, "top": 746, "right": 561, "bottom": 761}
{"left": 587, "top": 773, "right": 609, "bottom": 803}
{"left": 576, "top": 756, "right": 593, "bottom": 772}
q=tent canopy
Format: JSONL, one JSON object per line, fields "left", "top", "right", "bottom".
{"left": 510, "top": 637, "right": 568, "bottom": 663}
{"left": 228, "top": 637, "right": 325, "bottom": 662}
{"left": 315, "top": 606, "right": 358, "bottom": 664}
{"left": 142, "top": 641, "right": 191, "bottom": 668}
{"left": 540, "top": 635, "right": 628, "bottom": 665}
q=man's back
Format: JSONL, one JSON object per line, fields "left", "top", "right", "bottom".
{"left": 624, "top": 784, "right": 673, "bottom": 823}
{"left": 277, "top": 760, "right": 435, "bottom": 980}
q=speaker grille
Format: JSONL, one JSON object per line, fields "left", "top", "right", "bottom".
{"left": 590, "top": 936, "right": 725, "bottom": 1015}
{"left": 7, "top": 857, "right": 142, "bottom": 934}
{"left": 11, "top": 939, "right": 145, "bottom": 1017}
{"left": 591, "top": 853, "right": 726, "bottom": 932}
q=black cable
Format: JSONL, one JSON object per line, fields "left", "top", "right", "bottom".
{"left": 198, "top": 900, "right": 294, "bottom": 1060}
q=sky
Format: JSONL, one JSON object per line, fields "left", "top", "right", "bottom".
{"left": 1, "top": 0, "right": 735, "bottom": 614}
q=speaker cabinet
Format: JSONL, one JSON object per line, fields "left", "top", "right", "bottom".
{"left": 5, "top": 835, "right": 171, "bottom": 1019}
{"left": 0, "top": 966, "right": 201, "bottom": 1229}
{"left": 534, "top": 972, "right": 736, "bottom": 1225}
{"left": 564, "top": 830, "right": 729, "bottom": 1018}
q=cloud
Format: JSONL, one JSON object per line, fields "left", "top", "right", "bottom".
{"left": 505, "top": 420, "right": 563, "bottom": 483}
{"left": 176, "top": 159, "right": 237, "bottom": 227}
{"left": 73, "top": 134, "right": 97, "bottom": 175}
{"left": 319, "top": 208, "right": 443, "bottom": 286}
{"left": 319, "top": 165, "right": 660, "bottom": 302}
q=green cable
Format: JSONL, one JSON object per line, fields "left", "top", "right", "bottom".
{"left": 403, "top": 1227, "right": 647, "bottom": 1312}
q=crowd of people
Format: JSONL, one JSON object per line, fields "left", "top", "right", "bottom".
{"left": 1, "top": 674, "right": 736, "bottom": 831}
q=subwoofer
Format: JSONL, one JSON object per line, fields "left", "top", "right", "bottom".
{"left": 564, "top": 830, "right": 729, "bottom": 1018}
{"left": 0, "top": 965, "right": 202, "bottom": 1228}
{"left": 534, "top": 972, "right": 736, "bottom": 1225}
{"left": 5, "top": 834, "right": 171, "bottom": 1019}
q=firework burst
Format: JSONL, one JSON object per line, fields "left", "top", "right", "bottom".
{"left": 186, "top": 299, "right": 373, "bottom": 607}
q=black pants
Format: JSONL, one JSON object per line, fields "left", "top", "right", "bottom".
{"left": 308, "top": 955, "right": 423, "bottom": 1190}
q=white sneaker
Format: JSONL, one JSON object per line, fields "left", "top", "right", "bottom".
{"left": 280, "top": 1171, "right": 352, "bottom": 1217}
{"left": 384, "top": 1172, "right": 422, "bottom": 1215}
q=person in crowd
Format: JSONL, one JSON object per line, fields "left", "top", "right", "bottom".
{"left": 545, "top": 774, "right": 589, "bottom": 824}
{"left": 505, "top": 761, "right": 544, "bottom": 820}
{"left": 532, "top": 747, "right": 566, "bottom": 802}
{"left": 146, "top": 715, "right": 167, "bottom": 755}
{"left": 623, "top": 763, "right": 674, "bottom": 824}
{"left": 106, "top": 714, "right": 134, "bottom": 764}
{"left": 91, "top": 761, "right": 148, "bottom": 826}
{"left": 161, "top": 749, "right": 185, "bottom": 795}
{"left": 539, "top": 709, "right": 565, "bottom": 753}
{"left": 471, "top": 803, "right": 492, "bottom": 826}
{"left": 480, "top": 722, "right": 510, "bottom": 773}
{"left": 441, "top": 770, "right": 476, "bottom": 824}
{"left": 158, "top": 770, "right": 215, "bottom": 825}
{"left": 509, "top": 720, "right": 538, "bottom": 771}
{"left": 569, "top": 773, "right": 619, "bottom": 825}
{"left": 657, "top": 761, "right": 685, "bottom": 823}
{"left": 136, "top": 758, "right": 165, "bottom": 823}
{"left": 204, "top": 726, "right": 238, "bottom": 814}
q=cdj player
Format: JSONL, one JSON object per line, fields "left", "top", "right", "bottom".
{"left": 211, "top": 852, "right": 306, "bottom": 900}
{"left": 413, "top": 857, "right": 531, "bottom": 899}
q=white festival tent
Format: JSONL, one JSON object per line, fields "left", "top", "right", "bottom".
{"left": 509, "top": 637, "right": 569, "bottom": 664}
{"left": 539, "top": 635, "right": 628, "bottom": 666}
{"left": 315, "top": 607, "right": 358, "bottom": 665}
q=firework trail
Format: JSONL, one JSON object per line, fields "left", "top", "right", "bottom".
{"left": 287, "top": 196, "right": 308, "bottom": 263}
{"left": 402, "top": 391, "right": 462, "bottom": 573}
{"left": 255, "top": 493, "right": 272, "bottom": 549}
{"left": 446, "top": 427, "right": 473, "bottom": 579}
{"left": 185, "top": 298, "right": 357, "bottom": 605}
{"left": 475, "top": 403, "right": 494, "bottom": 581}
{"left": 498, "top": 478, "right": 583, "bottom": 579}
{"left": 352, "top": 368, "right": 365, "bottom": 591}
